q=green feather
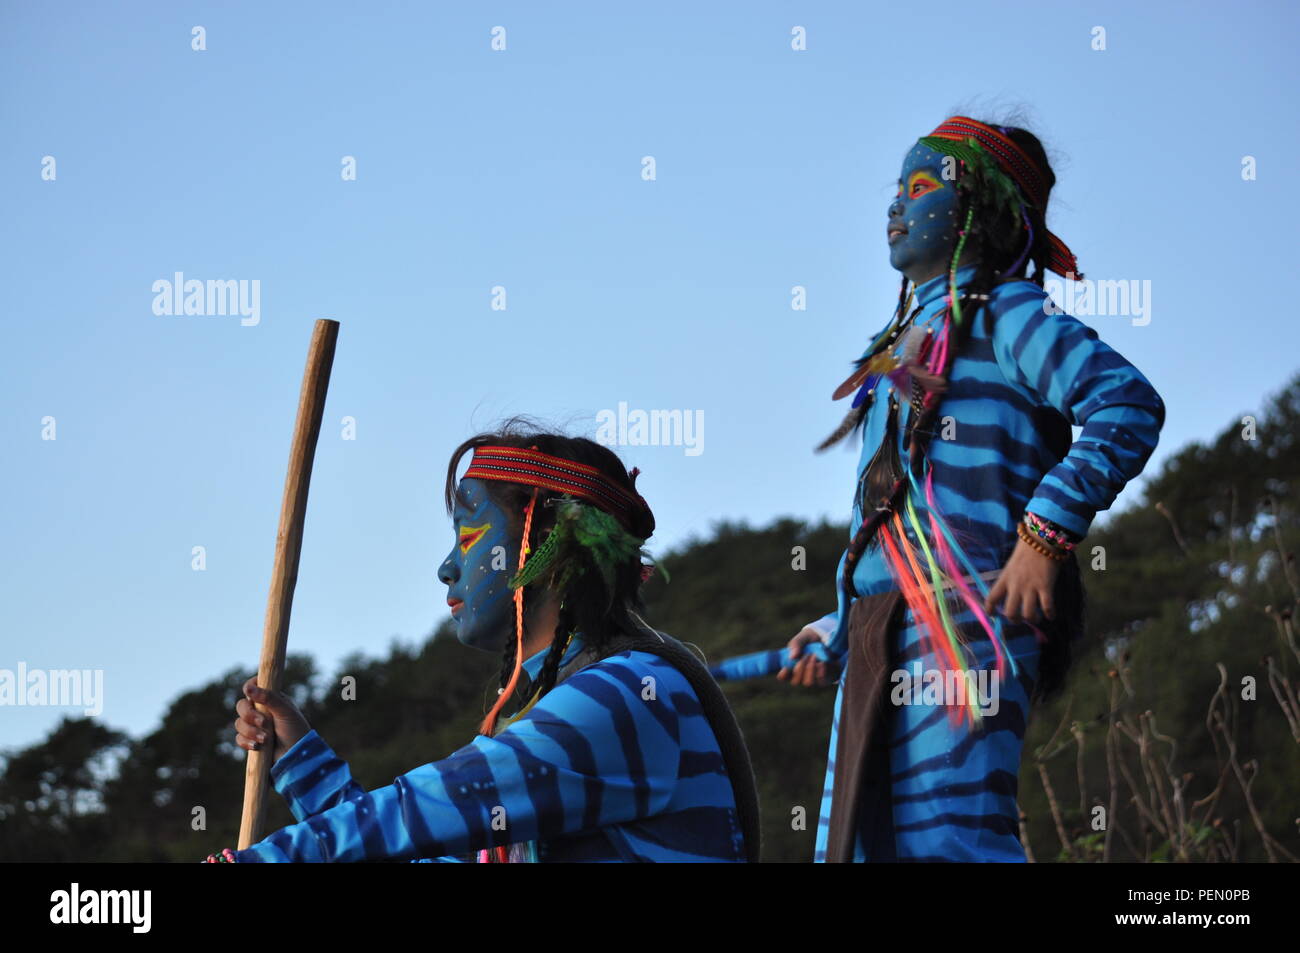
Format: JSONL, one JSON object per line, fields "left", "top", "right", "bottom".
{"left": 918, "top": 135, "right": 1024, "bottom": 212}
{"left": 917, "top": 135, "right": 1025, "bottom": 244}
{"left": 508, "top": 497, "right": 651, "bottom": 594}
{"left": 508, "top": 517, "right": 566, "bottom": 588}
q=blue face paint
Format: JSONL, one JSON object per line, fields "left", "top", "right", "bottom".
{"left": 887, "top": 143, "right": 961, "bottom": 282}
{"left": 437, "top": 477, "right": 517, "bottom": 652}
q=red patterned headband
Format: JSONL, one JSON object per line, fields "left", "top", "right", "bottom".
{"left": 463, "top": 445, "right": 652, "bottom": 535}
{"left": 925, "top": 116, "right": 1081, "bottom": 279}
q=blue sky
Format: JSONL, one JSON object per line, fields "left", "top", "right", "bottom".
{"left": 3, "top": 0, "right": 1297, "bottom": 752}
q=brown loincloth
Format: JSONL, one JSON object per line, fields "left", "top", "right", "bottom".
{"left": 824, "top": 589, "right": 905, "bottom": 863}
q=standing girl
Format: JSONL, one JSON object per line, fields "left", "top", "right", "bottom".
{"left": 782, "top": 116, "right": 1165, "bottom": 862}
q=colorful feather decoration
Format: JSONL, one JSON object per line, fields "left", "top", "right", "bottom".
{"left": 509, "top": 497, "right": 646, "bottom": 593}
{"left": 848, "top": 301, "right": 1021, "bottom": 729}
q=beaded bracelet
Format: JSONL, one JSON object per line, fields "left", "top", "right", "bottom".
{"left": 202, "top": 848, "right": 239, "bottom": 863}
{"left": 1024, "top": 511, "right": 1076, "bottom": 549}
{"left": 1017, "top": 520, "right": 1069, "bottom": 561}
{"left": 1023, "top": 511, "right": 1079, "bottom": 552}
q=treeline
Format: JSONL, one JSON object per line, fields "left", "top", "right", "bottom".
{"left": 3, "top": 375, "right": 1297, "bottom": 862}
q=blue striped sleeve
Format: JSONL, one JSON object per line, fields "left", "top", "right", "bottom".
{"left": 991, "top": 286, "right": 1165, "bottom": 537}
{"left": 236, "top": 655, "right": 684, "bottom": 863}
{"left": 269, "top": 730, "right": 366, "bottom": 822}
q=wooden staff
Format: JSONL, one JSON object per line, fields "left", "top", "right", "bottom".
{"left": 238, "top": 318, "right": 339, "bottom": 849}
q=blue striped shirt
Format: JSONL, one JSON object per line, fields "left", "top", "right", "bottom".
{"left": 822, "top": 264, "right": 1165, "bottom": 656}
{"left": 806, "top": 265, "right": 1163, "bottom": 860}
{"left": 235, "top": 648, "right": 746, "bottom": 863}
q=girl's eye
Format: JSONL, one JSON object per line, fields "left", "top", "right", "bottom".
{"left": 907, "top": 174, "right": 941, "bottom": 199}
{"left": 458, "top": 523, "right": 491, "bottom": 554}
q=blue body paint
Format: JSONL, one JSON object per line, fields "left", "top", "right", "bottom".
{"left": 437, "top": 477, "right": 516, "bottom": 652}
{"left": 888, "top": 143, "right": 962, "bottom": 284}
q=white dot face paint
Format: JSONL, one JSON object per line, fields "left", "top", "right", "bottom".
{"left": 889, "top": 142, "right": 961, "bottom": 281}
{"left": 438, "top": 477, "right": 518, "bottom": 652}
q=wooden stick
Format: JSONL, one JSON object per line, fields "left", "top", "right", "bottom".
{"left": 238, "top": 318, "right": 339, "bottom": 849}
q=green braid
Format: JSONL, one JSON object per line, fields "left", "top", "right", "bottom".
{"left": 949, "top": 204, "right": 976, "bottom": 328}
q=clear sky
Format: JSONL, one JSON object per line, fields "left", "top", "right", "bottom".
{"left": 3, "top": 1, "right": 1297, "bottom": 752}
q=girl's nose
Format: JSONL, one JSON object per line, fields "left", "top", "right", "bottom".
{"left": 437, "top": 553, "right": 459, "bottom": 585}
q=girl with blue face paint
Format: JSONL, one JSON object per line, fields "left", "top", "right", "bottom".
{"left": 438, "top": 476, "right": 535, "bottom": 654}
{"left": 214, "top": 425, "right": 761, "bottom": 863}
{"left": 775, "top": 117, "right": 1166, "bottom": 862}
{"left": 886, "top": 142, "right": 977, "bottom": 283}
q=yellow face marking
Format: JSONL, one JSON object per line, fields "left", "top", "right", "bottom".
{"left": 904, "top": 170, "right": 943, "bottom": 200}
{"left": 458, "top": 523, "right": 491, "bottom": 555}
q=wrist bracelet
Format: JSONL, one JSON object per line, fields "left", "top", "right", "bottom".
{"left": 1024, "top": 511, "right": 1077, "bottom": 548}
{"left": 1023, "top": 511, "right": 1079, "bottom": 552}
{"left": 1017, "top": 520, "right": 1069, "bottom": 561}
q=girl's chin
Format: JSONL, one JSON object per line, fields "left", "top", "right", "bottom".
{"left": 455, "top": 622, "right": 511, "bottom": 654}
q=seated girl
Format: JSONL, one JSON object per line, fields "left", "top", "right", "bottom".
{"left": 207, "top": 425, "right": 760, "bottom": 863}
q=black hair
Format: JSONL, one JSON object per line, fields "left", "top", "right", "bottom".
{"left": 960, "top": 124, "right": 1057, "bottom": 292}
{"left": 444, "top": 417, "right": 656, "bottom": 706}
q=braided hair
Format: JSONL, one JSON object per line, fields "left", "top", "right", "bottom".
{"left": 444, "top": 418, "right": 657, "bottom": 711}
{"left": 824, "top": 122, "right": 1083, "bottom": 701}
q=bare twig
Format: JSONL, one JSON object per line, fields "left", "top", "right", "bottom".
{"left": 1264, "top": 656, "right": 1300, "bottom": 742}
{"left": 1104, "top": 672, "right": 1120, "bottom": 862}
{"left": 1156, "top": 501, "right": 1190, "bottom": 557}
{"left": 1037, "top": 761, "right": 1075, "bottom": 861}
{"left": 1264, "top": 496, "right": 1300, "bottom": 601}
